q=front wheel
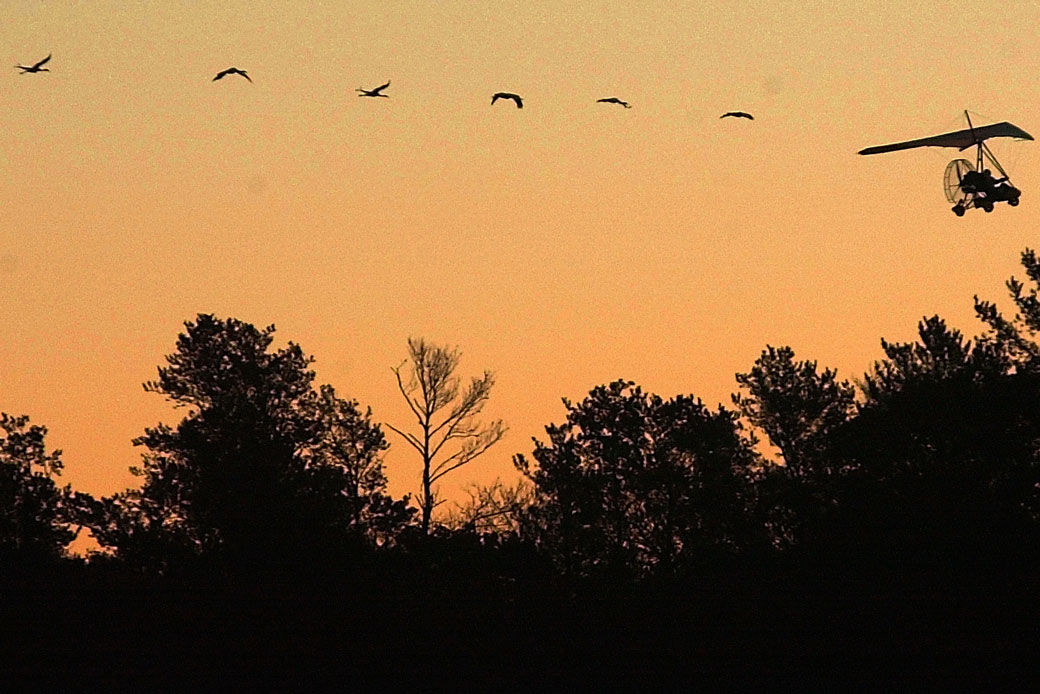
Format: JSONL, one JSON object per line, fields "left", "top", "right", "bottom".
{"left": 1009, "top": 198, "right": 1020, "bottom": 207}
{"left": 952, "top": 204, "right": 966, "bottom": 216}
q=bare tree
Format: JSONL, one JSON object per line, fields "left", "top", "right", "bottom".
{"left": 445, "top": 478, "right": 532, "bottom": 535}
{"left": 387, "top": 338, "right": 507, "bottom": 535}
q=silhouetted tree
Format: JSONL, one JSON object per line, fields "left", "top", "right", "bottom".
{"left": 0, "top": 414, "right": 86, "bottom": 560}
{"left": 832, "top": 315, "right": 1040, "bottom": 562}
{"left": 305, "top": 384, "right": 413, "bottom": 546}
{"left": 516, "top": 381, "right": 759, "bottom": 577}
{"left": 387, "top": 338, "right": 506, "bottom": 535}
{"left": 86, "top": 487, "right": 213, "bottom": 573}
{"left": 862, "top": 315, "right": 1007, "bottom": 399}
{"left": 975, "top": 247, "right": 1040, "bottom": 370}
{"left": 734, "top": 345, "right": 855, "bottom": 477}
{"left": 91, "top": 314, "right": 411, "bottom": 571}
{"left": 733, "top": 346, "right": 855, "bottom": 548}
{"left": 444, "top": 478, "right": 531, "bottom": 535}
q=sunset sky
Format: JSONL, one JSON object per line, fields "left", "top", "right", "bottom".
{"left": 2, "top": 1, "right": 1038, "bottom": 508}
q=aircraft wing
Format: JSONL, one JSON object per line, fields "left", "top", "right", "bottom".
{"left": 858, "top": 122, "right": 1034, "bottom": 155}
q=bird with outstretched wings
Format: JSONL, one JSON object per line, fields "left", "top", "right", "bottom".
{"left": 357, "top": 81, "right": 391, "bottom": 97}
{"left": 16, "top": 54, "right": 51, "bottom": 74}
{"left": 213, "top": 67, "right": 252, "bottom": 82}
{"left": 492, "top": 92, "right": 523, "bottom": 109}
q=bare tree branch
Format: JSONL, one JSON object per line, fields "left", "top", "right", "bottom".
{"left": 430, "top": 424, "right": 506, "bottom": 484}
{"left": 384, "top": 423, "right": 425, "bottom": 455}
{"left": 445, "top": 478, "right": 532, "bottom": 534}
{"left": 391, "top": 363, "right": 427, "bottom": 428}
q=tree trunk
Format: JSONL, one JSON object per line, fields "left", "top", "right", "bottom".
{"left": 421, "top": 456, "right": 433, "bottom": 535}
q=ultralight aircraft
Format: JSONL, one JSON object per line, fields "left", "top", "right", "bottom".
{"left": 859, "top": 112, "right": 1033, "bottom": 216}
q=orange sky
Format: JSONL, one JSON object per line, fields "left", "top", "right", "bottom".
{"left": 1, "top": 2, "right": 1038, "bottom": 509}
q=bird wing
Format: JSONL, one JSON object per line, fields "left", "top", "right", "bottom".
{"left": 33, "top": 54, "right": 51, "bottom": 69}
{"left": 492, "top": 92, "right": 522, "bottom": 106}
{"left": 374, "top": 80, "right": 390, "bottom": 93}
{"left": 213, "top": 69, "right": 229, "bottom": 80}
{"left": 240, "top": 71, "right": 252, "bottom": 82}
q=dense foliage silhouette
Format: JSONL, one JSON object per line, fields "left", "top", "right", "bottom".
{"left": 833, "top": 316, "right": 1040, "bottom": 564}
{"left": 86, "top": 314, "right": 412, "bottom": 573}
{"left": 5, "top": 253, "right": 1040, "bottom": 686}
{"left": 515, "top": 380, "right": 761, "bottom": 577}
{"left": 0, "top": 414, "right": 87, "bottom": 561}
{"left": 733, "top": 345, "right": 856, "bottom": 550}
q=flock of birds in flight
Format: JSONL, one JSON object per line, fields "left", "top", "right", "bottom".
{"left": 15, "top": 54, "right": 756, "bottom": 120}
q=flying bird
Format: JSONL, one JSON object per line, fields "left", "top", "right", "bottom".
{"left": 720, "top": 111, "right": 754, "bottom": 120}
{"left": 213, "top": 67, "right": 251, "bottom": 82}
{"left": 356, "top": 81, "right": 391, "bottom": 97}
{"left": 15, "top": 54, "right": 51, "bottom": 74}
{"left": 492, "top": 92, "right": 523, "bottom": 109}
{"left": 597, "top": 97, "right": 630, "bottom": 108}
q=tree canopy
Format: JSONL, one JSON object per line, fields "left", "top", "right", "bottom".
{"left": 0, "top": 414, "right": 84, "bottom": 560}
{"left": 516, "top": 380, "right": 760, "bottom": 577}
{"left": 89, "top": 314, "right": 411, "bottom": 572}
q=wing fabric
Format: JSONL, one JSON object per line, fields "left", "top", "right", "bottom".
{"left": 858, "top": 122, "right": 1034, "bottom": 155}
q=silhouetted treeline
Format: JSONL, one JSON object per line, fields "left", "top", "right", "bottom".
{"left": 3, "top": 251, "right": 1040, "bottom": 686}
